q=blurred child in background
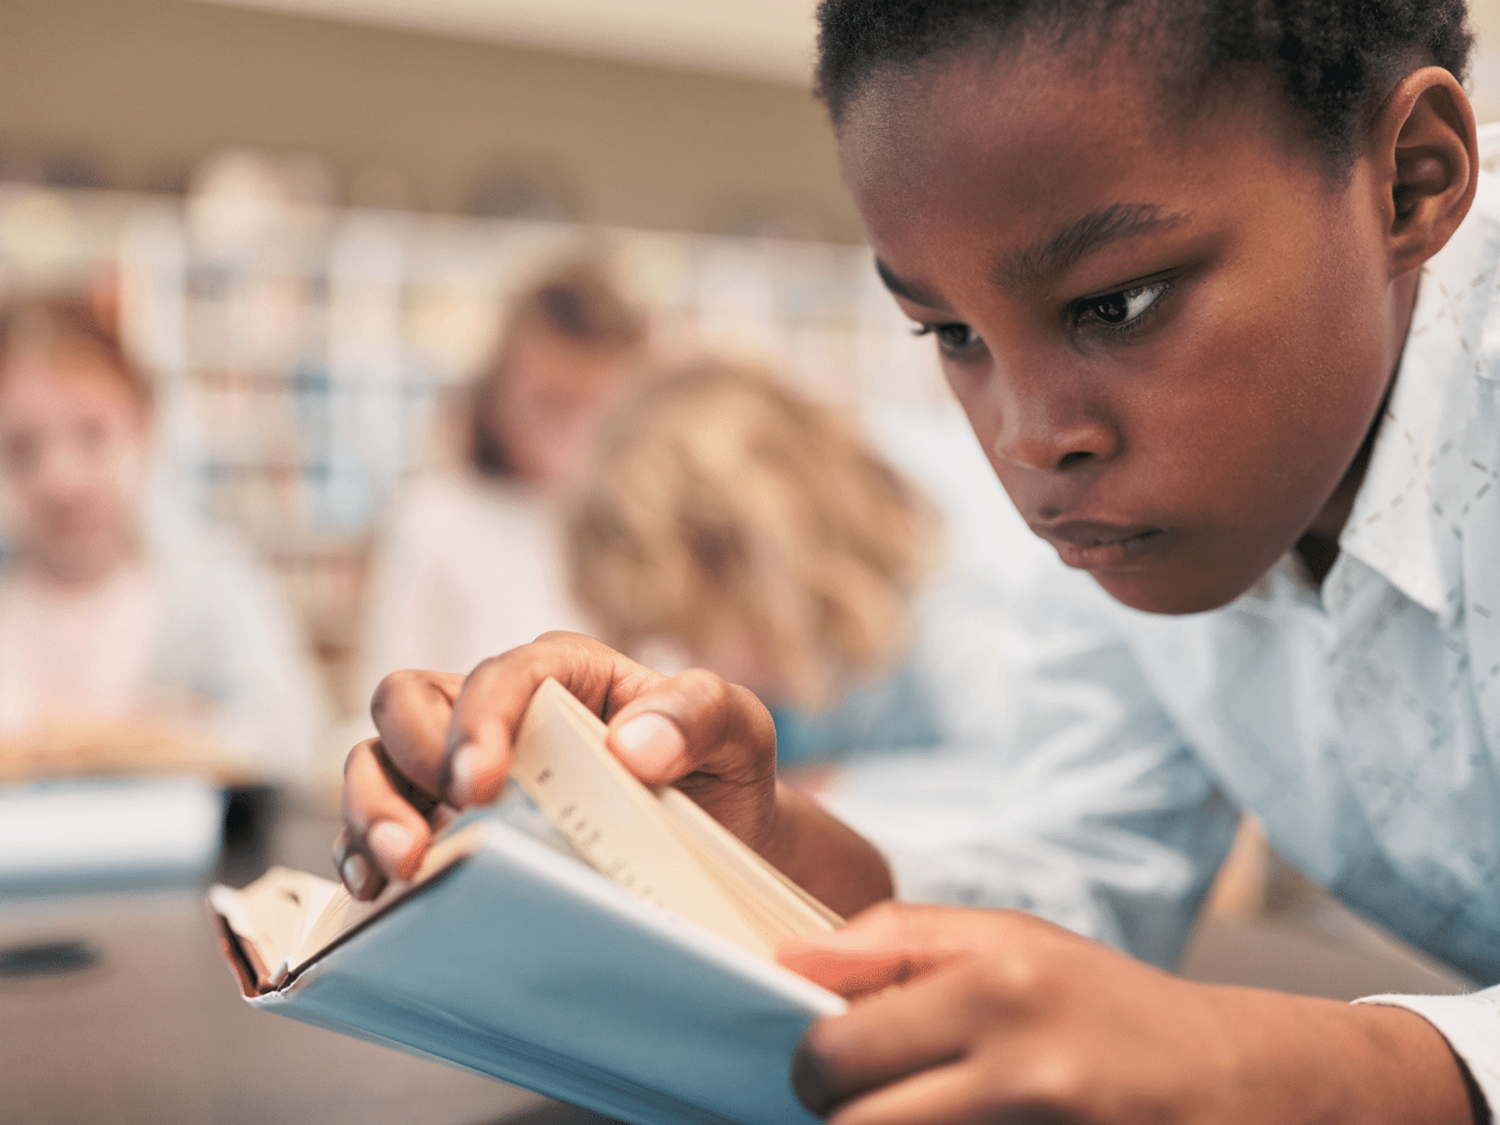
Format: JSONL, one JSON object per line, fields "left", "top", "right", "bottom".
{"left": 358, "top": 257, "right": 644, "bottom": 695}
{"left": 567, "top": 359, "right": 946, "bottom": 766}
{"left": 0, "top": 289, "right": 325, "bottom": 783}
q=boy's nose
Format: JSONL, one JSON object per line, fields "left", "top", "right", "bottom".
{"left": 978, "top": 343, "right": 1121, "bottom": 473}
{"left": 990, "top": 406, "right": 1118, "bottom": 473}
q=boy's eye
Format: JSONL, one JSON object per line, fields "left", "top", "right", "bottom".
{"left": 912, "top": 322, "right": 980, "bottom": 356}
{"left": 1077, "top": 282, "right": 1167, "bottom": 329}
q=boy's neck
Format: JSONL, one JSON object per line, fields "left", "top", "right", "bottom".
{"left": 1295, "top": 438, "right": 1372, "bottom": 585}
{"left": 1294, "top": 270, "right": 1422, "bottom": 586}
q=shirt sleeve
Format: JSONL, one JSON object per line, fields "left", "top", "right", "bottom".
{"left": 823, "top": 565, "right": 1241, "bottom": 969}
{"left": 1354, "top": 991, "right": 1500, "bottom": 1120}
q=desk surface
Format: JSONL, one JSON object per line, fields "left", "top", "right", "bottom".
{"left": 0, "top": 799, "right": 615, "bottom": 1125}
{"left": 1, "top": 793, "right": 1468, "bottom": 1125}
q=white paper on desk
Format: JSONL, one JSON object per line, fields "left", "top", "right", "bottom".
{"left": 245, "top": 817, "right": 845, "bottom": 1125}
{"left": 0, "top": 777, "right": 224, "bottom": 888}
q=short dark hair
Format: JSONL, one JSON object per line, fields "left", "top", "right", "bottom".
{"left": 815, "top": 0, "right": 1473, "bottom": 168}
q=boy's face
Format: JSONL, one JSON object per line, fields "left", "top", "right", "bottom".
{"left": 841, "top": 45, "right": 1409, "bottom": 614}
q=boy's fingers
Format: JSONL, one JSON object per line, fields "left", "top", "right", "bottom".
{"left": 330, "top": 827, "right": 381, "bottom": 899}
{"left": 780, "top": 904, "right": 968, "bottom": 995}
{"left": 346, "top": 636, "right": 772, "bottom": 889}
{"left": 783, "top": 902, "right": 1048, "bottom": 982}
{"left": 780, "top": 946, "right": 944, "bottom": 999}
{"left": 818, "top": 1065, "right": 971, "bottom": 1125}
{"left": 601, "top": 668, "right": 778, "bottom": 846}
{"left": 781, "top": 905, "right": 954, "bottom": 997}
{"left": 790, "top": 909, "right": 1121, "bottom": 1122}
{"left": 368, "top": 668, "right": 466, "bottom": 798}
{"left": 338, "top": 737, "right": 436, "bottom": 894}
{"left": 443, "top": 632, "right": 661, "bottom": 806}
{"left": 823, "top": 1064, "right": 1084, "bottom": 1125}
{"left": 606, "top": 668, "right": 776, "bottom": 786}
{"left": 793, "top": 968, "right": 976, "bottom": 1117}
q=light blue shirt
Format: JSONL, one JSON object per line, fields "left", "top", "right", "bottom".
{"left": 830, "top": 136, "right": 1500, "bottom": 1104}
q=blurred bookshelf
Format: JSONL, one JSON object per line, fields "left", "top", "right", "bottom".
{"left": 0, "top": 181, "right": 946, "bottom": 707}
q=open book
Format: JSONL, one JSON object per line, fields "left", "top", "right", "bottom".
{"left": 211, "top": 678, "right": 845, "bottom": 1125}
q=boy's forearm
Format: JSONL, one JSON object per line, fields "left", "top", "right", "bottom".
{"left": 762, "top": 782, "right": 893, "bottom": 918}
{"left": 1212, "top": 989, "right": 1478, "bottom": 1125}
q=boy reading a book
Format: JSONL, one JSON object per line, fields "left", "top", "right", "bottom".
{"left": 335, "top": 1, "right": 1500, "bottom": 1121}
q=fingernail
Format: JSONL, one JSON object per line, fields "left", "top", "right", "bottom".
{"left": 614, "top": 712, "right": 685, "bottom": 778}
{"left": 368, "top": 821, "right": 415, "bottom": 876}
{"left": 448, "top": 742, "right": 483, "bottom": 805}
{"left": 341, "top": 851, "right": 371, "bottom": 896}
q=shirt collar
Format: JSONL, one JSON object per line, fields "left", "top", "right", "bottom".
{"left": 1337, "top": 170, "right": 1500, "bottom": 626}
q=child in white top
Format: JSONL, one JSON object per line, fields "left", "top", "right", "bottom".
{"left": 356, "top": 259, "right": 643, "bottom": 699}
{"left": 0, "top": 290, "right": 325, "bottom": 782}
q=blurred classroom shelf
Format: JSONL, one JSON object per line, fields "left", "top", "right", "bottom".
{"left": 0, "top": 182, "right": 947, "bottom": 708}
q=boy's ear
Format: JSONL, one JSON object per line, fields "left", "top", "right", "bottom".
{"left": 1369, "top": 66, "right": 1478, "bottom": 276}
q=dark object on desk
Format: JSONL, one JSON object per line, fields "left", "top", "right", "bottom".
{"left": 0, "top": 937, "right": 100, "bottom": 979}
{"left": 214, "top": 784, "right": 279, "bottom": 887}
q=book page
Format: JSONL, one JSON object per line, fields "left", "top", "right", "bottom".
{"left": 510, "top": 680, "right": 773, "bottom": 957}
{"left": 209, "top": 868, "right": 339, "bottom": 988}
{"left": 211, "top": 823, "right": 487, "bottom": 991}
{"left": 510, "top": 679, "right": 839, "bottom": 954}
{"left": 290, "top": 824, "right": 487, "bottom": 966}
{"left": 657, "top": 788, "right": 841, "bottom": 941}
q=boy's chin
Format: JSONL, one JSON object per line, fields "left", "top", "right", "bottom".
{"left": 1091, "top": 569, "right": 1254, "bottom": 617}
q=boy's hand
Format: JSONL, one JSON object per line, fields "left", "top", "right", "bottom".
{"left": 333, "top": 631, "right": 891, "bottom": 914}
{"left": 782, "top": 903, "right": 1475, "bottom": 1125}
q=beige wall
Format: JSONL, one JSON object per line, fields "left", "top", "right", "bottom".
{"left": 0, "top": 0, "right": 864, "bottom": 241}
{"left": 1472, "top": 0, "right": 1500, "bottom": 123}
{"left": 7, "top": 0, "right": 1500, "bottom": 246}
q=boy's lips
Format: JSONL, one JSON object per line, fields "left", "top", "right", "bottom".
{"left": 1034, "top": 521, "right": 1174, "bottom": 571}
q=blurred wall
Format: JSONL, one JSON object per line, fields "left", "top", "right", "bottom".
{"left": 0, "top": 0, "right": 862, "bottom": 241}
{"left": 1474, "top": 0, "right": 1500, "bottom": 124}
{"left": 7, "top": 0, "right": 1500, "bottom": 247}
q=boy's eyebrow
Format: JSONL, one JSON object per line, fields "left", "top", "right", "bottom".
{"left": 874, "top": 259, "right": 945, "bottom": 308}
{"left": 993, "top": 204, "right": 1185, "bottom": 291}
{"left": 874, "top": 205, "right": 1186, "bottom": 309}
